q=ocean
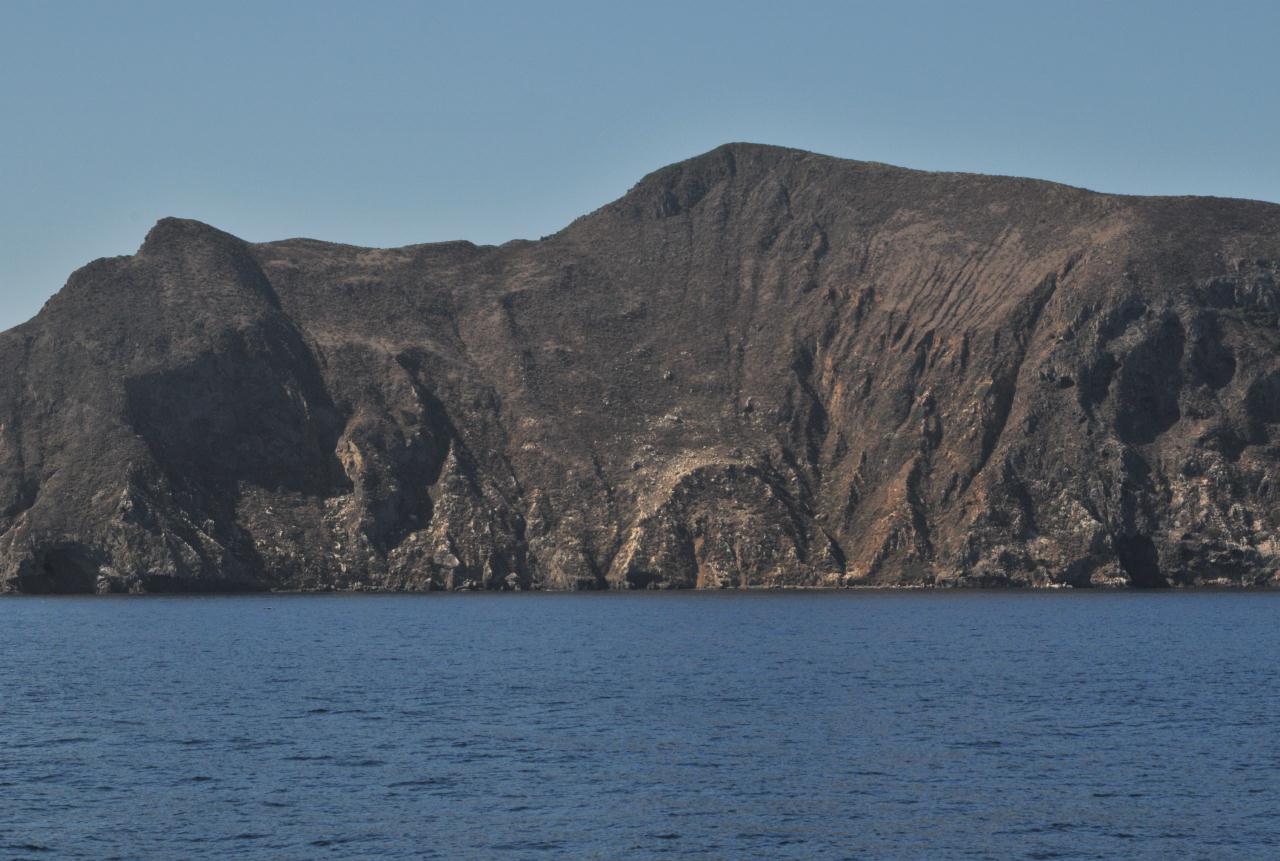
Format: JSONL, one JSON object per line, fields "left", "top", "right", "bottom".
{"left": 2, "top": 591, "right": 1276, "bottom": 859}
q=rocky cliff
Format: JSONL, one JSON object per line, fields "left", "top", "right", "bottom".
{"left": 4, "top": 143, "right": 1280, "bottom": 592}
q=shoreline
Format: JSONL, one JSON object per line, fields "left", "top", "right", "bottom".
{"left": 5, "top": 582, "right": 1280, "bottom": 598}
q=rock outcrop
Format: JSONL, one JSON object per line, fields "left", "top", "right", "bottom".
{"left": 4, "top": 143, "right": 1280, "bottom": 592}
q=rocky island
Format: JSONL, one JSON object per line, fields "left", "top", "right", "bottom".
{"left": 3, "top": 143, "right": 1279, "bottom": 592}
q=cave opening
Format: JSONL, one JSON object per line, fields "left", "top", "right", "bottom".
{"left": 25, "top": 545, "right": 98, "bottom": 593}
{"left": 1113, "top": 534, "right": 1167, "bottom": 588}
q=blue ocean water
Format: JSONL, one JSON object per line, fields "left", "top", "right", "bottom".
{"left": 1, "top": 591, "right": 1277, "bottom": 860}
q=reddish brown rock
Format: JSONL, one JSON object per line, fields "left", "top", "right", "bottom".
{"left": 3, "top": 144, "right": 1280, "bottom": 592}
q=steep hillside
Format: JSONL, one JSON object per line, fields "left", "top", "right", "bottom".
{"left": 4, "top": 143, "right": 1280, "bottom": 592}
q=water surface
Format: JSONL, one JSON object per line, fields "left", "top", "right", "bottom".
{"left": 1, "top": 592, "right": 1277, "bottom": 859}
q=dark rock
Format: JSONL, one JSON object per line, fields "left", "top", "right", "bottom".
{"left": 4, "top": 144, "right": 1280, "bottom": 592}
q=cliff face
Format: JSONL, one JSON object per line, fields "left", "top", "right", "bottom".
{"left": 4, "top": 143, "right": 1280, "bottom": 593}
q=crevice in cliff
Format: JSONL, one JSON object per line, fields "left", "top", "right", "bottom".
{"left": 1114, "top": 313, "right": 1185, "bottom": 445}
{"left": 786, "top": 340, "right": 831, "bottom": 474}
{"left": 963, "top": 272, "right": 1059, "bottom": 491}
{"left": 1113, "top": 534, "right": 1167, "bottom": 588}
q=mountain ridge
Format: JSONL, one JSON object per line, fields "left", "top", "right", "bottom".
{"left": 4, "top": 143, "right": 1280, "bottom": 592}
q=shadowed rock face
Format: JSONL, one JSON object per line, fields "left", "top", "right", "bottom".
{"left": 4, "top": 143, "right": 1280, "bottom": 593}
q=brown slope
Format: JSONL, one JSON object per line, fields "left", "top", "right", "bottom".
{"left": 3, "top": 143, "right": 1280, "bottom": 592}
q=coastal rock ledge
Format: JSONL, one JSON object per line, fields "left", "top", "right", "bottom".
{"left": 4, "top": 144, "right": 1280, "bottom": 592}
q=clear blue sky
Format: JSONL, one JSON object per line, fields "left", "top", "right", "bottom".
{"left": 2, "top": 0, "right": 1278, "bottom": 330}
